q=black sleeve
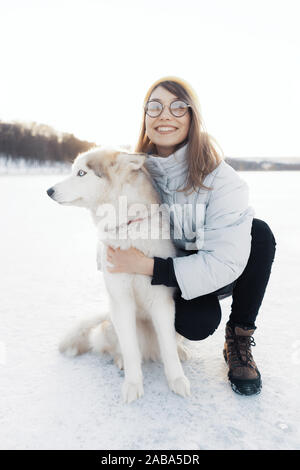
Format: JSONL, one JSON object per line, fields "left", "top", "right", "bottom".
{"left": 151, "top": 256, "right": 180, "bottom": 288}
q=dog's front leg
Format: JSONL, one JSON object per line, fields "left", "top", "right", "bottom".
{"left": 149, "top": 295, "right": 191, "bottom": 398}
{"left": 109, "top": 295, "right": 144, "bottom": 404}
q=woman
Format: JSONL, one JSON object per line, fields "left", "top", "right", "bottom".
{"left": 106, "top": 76, "right": 277, "bottom": 396}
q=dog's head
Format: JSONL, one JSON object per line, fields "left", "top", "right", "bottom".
{"left": 46, "top": 146, "right": 147, "bottom": 209}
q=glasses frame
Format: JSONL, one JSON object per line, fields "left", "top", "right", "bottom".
{"left": 144, "top": 99, "right": 192, "bottom": 118}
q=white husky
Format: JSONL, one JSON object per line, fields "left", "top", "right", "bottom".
{"left": 47, "top": 146, "right": 191, "bottom": 403}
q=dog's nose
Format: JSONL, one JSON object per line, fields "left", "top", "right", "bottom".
{"left": 47, "top": 187, "right": 55, "bottom": 197}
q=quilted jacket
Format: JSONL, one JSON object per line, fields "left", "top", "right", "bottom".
{"left": 145, "top": 142, "right": 255, "bottom": 300}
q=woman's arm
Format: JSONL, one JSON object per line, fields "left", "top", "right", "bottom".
{"left": 151, "top": 257, "right": 180, "bottom": 288}
{"left": 106, "top": 247, "right": 180, "bottom": 288}
{"left": 172, "top": 168, "right": 255, "bottom": 301}
{"left": 106, "top": 246, "right": 154, "bottom": 275}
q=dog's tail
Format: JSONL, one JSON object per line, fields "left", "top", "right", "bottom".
{"left": 58, "top": 312, "right": 109, "bottom": 357}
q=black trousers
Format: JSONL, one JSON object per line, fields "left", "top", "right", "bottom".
{"left": 174, "top": 218, "right": 277, "bottom": 341}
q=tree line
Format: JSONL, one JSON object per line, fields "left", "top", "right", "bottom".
{"left": 0, "top": 121, "right": 96, "bottom": 163}
{"left": 1, "top": 120, "right": 299, "bottom": 170}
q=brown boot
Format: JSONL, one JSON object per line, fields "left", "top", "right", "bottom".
{"left": 223, "top": 323, "right": 262, "bottom": 395}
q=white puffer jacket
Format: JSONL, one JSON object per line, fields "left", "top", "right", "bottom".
{"left": 145, "top": 142, "right": 255, "bottom": 300}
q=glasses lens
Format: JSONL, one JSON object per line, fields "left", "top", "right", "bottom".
{"left": 170, "top": 100, "right": 189, "bottom": 117}
{"left": 145, "top": 101, "right": 162, "bottom": 117}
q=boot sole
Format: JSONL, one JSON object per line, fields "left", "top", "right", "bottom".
{"left": 223, "top": 349, "right": 262, "bottom": 396}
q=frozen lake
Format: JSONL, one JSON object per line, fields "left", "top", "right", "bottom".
{"left": 0, "top": 170, "right": 299, "bottom": 450}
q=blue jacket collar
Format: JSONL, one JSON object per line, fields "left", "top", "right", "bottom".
{"left": 145, "top": 142, "right": 188, "bottom": 177}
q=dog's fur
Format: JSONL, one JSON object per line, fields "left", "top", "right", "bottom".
{"left": 47, "top": 146, "right": 191, "bottom": 403}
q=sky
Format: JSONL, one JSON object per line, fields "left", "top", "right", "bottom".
{"left": 0, "top": 0, "right": 299, "bottom": 158}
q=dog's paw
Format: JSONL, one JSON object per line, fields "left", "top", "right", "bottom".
{"left": 122, "top": 380, "right": 144, "bottom": 404}
{"left": 168, "top": 375, "right": 191, "bottom": 398}
{"left": 177, "top": 343, "right": 191, "bottom": 362}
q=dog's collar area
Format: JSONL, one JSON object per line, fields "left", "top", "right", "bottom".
{"left": 103, "top": 215, "right": 149, "bottom": 233}
{"left": 101, "top": 207, "right": 161, "bottom": 233}
{"left": 127, "top": 217, "right": 145, "bottom": 225}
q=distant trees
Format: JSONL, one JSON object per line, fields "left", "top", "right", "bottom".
{"left": 1, "top": 120, "right": 299, "bottom": 171}
{"left": 225, "top": 157, "right": 300, "bottom": 171}
{"left": 0, "top": 121, "right": 96, "bottom": 163}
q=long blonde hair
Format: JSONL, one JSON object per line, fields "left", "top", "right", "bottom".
{"left": 135, "top": 76, "right": 224, "bottom": 195}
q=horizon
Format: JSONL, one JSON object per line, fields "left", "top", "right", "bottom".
{"left": 1, "top": 0, "right": 299, "bottom": 159}
{"left": 1, "top": 117, "right": 300, "bottom": 161}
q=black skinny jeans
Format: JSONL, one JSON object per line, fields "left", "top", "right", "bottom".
{"left": 174, "top": 218, "right": 277, "bottom": 340}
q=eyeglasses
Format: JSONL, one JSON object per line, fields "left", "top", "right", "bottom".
{"left": 144, "top": 99, "right": 191, "bottom": 118}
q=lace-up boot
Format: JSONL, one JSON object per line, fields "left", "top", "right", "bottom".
{"left": 223, "top": 322, "right": 262, "bottom": 395}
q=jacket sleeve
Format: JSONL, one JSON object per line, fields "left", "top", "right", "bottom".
{"left": 172, "top": 171, "right": 255, "bottom": 300}
{"left": 151, "top": 257, "right": 180, "bottom": 288}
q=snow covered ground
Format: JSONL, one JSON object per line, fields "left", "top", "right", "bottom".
{"left": 1, "top": 170, "right": 299, "bottom": 450}
{"left": 0, "top": 155, "right": 71, "bottom": 175}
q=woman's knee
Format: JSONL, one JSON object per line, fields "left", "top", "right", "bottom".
{"left": 252, "top": 218, "right": 277, "bottom": 246}
{"left": 251, "top": 219, "right": 277, "bottom": 263}
{"left": 174, "top": 295, "right": 222, "bottom": 341}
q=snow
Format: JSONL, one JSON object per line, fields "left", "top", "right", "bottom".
{"left": 0, "top": 155, "right": 71, "bottom": 175}
{"left": 1, "top": 170, "right": 299, "bottom": 450}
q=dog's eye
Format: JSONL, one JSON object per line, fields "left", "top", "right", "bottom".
{"left": 77, "top": 170, "right": 87, "bottom": 177}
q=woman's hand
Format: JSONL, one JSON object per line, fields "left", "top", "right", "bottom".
{"left": 106, "top": 246, "right": 154, "bottom": 276}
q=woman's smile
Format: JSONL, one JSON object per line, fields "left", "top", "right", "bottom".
{"left": 155, "top": 126, "right": 178, "bottom": 134}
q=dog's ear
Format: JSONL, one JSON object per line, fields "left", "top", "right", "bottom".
{"left": 117, "top": 152, "right": 146, "bottom": 171}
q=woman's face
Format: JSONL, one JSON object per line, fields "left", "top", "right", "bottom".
{"left": 145, "top": 85, "right": 191, "bottom": 157}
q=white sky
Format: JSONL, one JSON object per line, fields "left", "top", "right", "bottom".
{"left": 0, "top": 0, "right": 299, "bottom": 157}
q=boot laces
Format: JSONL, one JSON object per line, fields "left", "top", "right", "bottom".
{"left": 229, "top": 334, "right": 256, "bottom": 369}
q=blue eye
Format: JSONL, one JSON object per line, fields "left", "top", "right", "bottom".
{"left": 77, "top": 169, "right": 87, "bottom": 177}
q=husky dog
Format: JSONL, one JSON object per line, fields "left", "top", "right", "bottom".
{"left": 47, "top": 146, "right": 191, "bottom": 403}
